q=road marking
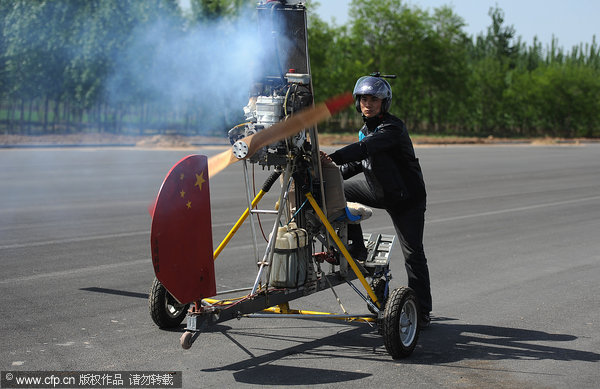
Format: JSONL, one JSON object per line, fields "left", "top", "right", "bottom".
{"left": 428, "top": 195, "right": 600, "bottom": 224}
{"left": 3, "top": 196, "right": 598, "bottom": 250}
{"left": 2, "top": 196, "right": 597, "bottom": 283}
{"left": 0, "top": 220, "right": 244, "bottom": 250}
{"left": 0, "top": 259, "right": 150, "bottom": 284}
{"left": 0, "top": 231, "right": 149, "bottom": 250}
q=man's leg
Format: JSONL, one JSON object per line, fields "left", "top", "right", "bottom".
{"left": 388, "top": 205, "right": 432, "bottom": 317}
{"left": 343, "top": 180, "right": 380, "bottom": 207}
{"left": 343, "top": 180, "right": 381, "bottom": 261}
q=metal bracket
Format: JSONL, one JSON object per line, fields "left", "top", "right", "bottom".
{"left": 362, "top": 233, "right": 396, "bottom": 268}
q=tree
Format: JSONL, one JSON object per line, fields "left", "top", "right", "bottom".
{"left": 422, "top": 6, "right": 470, "bottom": 133}
{"left": 190, "top": 0, "right": 253, "bottom": 22}
{"left": 1, "top": 0, "right": 598, "bottom": 138}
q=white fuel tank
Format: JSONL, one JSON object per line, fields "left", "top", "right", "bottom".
{"left": 269, "top": 223, "right": 309, "bottom": 288}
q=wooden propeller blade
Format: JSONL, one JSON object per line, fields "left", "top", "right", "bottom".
{"left": 207, "top": 92, "right": 353, "bottom": 178}
{"left": 207, "top": 148, "right": 239, "bottom": 178}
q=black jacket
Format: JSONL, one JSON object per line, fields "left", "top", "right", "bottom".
{"left": 329, "top": 112, "right": 426, "bottom": 210}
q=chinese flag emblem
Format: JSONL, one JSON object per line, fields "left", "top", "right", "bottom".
{"left": 151, "top": 155, "right": 216, "bottom": 303}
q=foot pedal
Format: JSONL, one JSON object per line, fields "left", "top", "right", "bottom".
{"left": 362, "top": 233, "right": 396, "bottom": 268}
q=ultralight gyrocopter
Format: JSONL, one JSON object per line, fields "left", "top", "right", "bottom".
{"left": 147, "top": 0, "right": 421, "bottom": 359}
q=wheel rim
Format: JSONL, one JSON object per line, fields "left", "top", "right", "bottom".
{"left": 165, "top": 294, "right": 186, "bottom": 319}
{"left": 398, "top": 298, "right": 418, "bottom": 347}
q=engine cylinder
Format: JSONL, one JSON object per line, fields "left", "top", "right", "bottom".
{"left": 256, "top": 95, "right": 286, "bottom": 126}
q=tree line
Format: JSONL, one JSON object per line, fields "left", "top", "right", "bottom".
{"left": 309, "top": 0, "right": 600, "bottom": 137}
{"left": 1, "top": 0, "right": 599, "bottom": 138}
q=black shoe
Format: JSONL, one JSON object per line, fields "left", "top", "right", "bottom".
{"left": 420, "top": 312, "right": 431, "bottom": 328}
{"left": 348, "top": 246, "right": 368, "bottom": 262}
{"left": 349, "top": 246, "right": 371, "bottom": 273}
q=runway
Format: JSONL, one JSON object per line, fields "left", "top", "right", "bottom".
{"left": 1, "top": 144, "right": 598, "bottom": 388}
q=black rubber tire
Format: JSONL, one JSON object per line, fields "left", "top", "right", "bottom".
{"left": 382, "top": 287, "right": 420, "bottom": 359}
{"left": 368, "top": 278, "right": 388, "bottom": 314}
{"left": 149, "top": 277, "right": 189, "bottom": 329}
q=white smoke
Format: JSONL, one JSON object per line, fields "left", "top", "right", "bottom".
{"left": 106, "top": 9, "right": 268, "bottom": 134}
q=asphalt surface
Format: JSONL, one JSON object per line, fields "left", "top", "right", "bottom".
{"left": 1, "top": 144, "right": 599, "bottom": 388}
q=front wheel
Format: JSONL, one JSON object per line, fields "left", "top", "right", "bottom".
{"left": 149, "top": 277, "right": 189, "bottom": 328}
{"left": 382, "top": 287, "right": 420, "bottom": 359}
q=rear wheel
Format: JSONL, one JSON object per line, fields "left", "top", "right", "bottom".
{"left": 382, "top": 287, "right": 420, "bottom": 359}
{"left": 149, "top": 277, "right": 189, "bottom": 328}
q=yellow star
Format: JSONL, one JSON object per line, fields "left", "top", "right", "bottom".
{"left": 186, "top": 201, "right": 192, "bottom": 209}
{"left": 194, "top": 172, "right": 206, "bottom": 191}
{"left": 180, "top": 173, "right": 185, "bottom": 180}
{"left": 180, "top": 189, "right": 186, "bottom": 198}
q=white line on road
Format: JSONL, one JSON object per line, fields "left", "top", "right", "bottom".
{"left": 3, "top": 196, "right": 598, "bottom": 251}
{"left": 428, "top": 195, "right": 600, "bottom": 224}
{"left": 2, "top": 195, "right": 598, "bottom": 283}
{"left": 3, "top": 196, "right": 599, "bottom": 250}
{"left": 0, "top": 231, "right": 149, "bottom": 250}
{"left": 0, "top": 221, "right": 243, "bottom": 250}
{"left": 0, "top": 258, "right": 150, "bottom": 284}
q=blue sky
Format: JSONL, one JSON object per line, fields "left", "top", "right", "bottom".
{"left": 316, "top": 0, "right": 599, "bottom": 50}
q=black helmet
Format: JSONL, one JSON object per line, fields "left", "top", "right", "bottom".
{"left": 352, "top": 76, "right": 392, "bottom": 113}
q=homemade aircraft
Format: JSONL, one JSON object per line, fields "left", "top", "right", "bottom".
{"left": 147, "top": 0, "right": 421, "bottom": 359}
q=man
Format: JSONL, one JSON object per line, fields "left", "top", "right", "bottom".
{"left": 326, "top": 75, "right": 432, "bottom": 326}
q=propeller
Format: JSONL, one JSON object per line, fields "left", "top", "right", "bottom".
{"left": 207, "top": 92, "right": 354, "bottom": 178}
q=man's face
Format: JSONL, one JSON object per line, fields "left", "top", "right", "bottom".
{"left": 360, "top": 95, "right": 383, "bottom": 118}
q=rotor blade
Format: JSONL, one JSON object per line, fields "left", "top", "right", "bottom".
{"left": 207, "top": 92, "right": 353, "bottom": 178}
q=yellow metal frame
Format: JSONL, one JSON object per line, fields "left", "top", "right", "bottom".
{"left": 213, "top": 189, "right": 266, "bottom": 260}
{"left": 200, "top": 300, "right": 376, "bottom": 323}
{"left": 264, "top": 303, "right": 376, "bottom": 323}
{"left": 305, "top": 192, "right": 380, "bottom": 308}
{"left": 207, "top": 190, "right": 381, "bottom": 319}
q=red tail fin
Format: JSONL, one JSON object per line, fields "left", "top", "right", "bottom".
{"left": 150, "top": 155, "right": 216, "bottom": 303}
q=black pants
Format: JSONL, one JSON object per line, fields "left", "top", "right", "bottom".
{"left": 345, "top": 180, "right": 432, "bottom": 313}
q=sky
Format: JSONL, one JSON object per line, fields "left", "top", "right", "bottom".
{"left": 316, "top": 0, "right": 599, "bottom": 50}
